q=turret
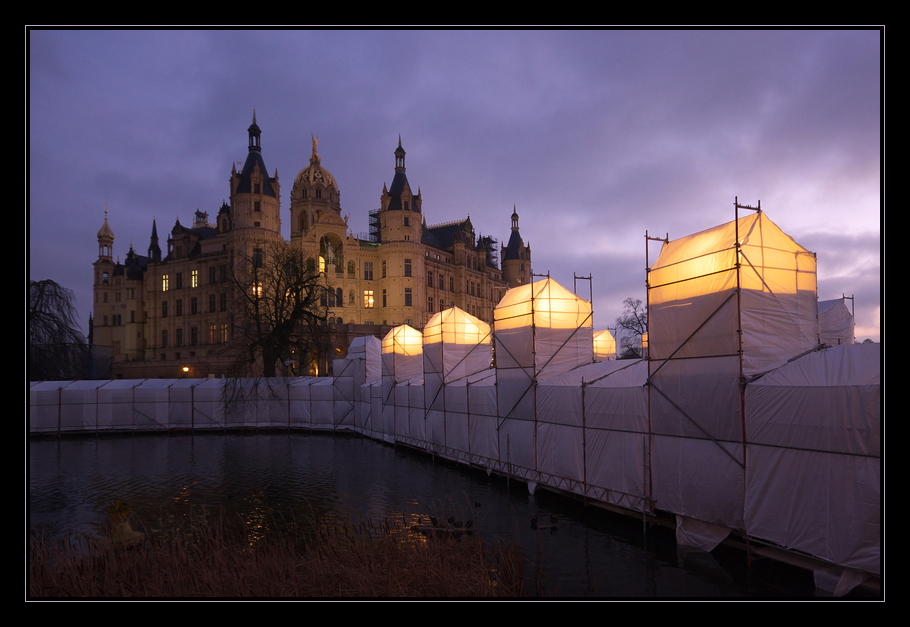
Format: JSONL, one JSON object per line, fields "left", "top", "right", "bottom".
{"left": 379, "top": 137, "right": 422, "bottom": 243}
{"left": 501, "top": 206, "right": 531, "bottom": 287}
{"left": 229, "top": 112, "right": 281, "bottom": 235}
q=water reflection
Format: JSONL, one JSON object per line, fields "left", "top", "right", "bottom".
{"left": 29, "top": 432, "right": 820, "bottom": 597}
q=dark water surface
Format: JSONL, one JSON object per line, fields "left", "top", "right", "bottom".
{"left": 30, "top": 432, "right": 826, "bottom": 598}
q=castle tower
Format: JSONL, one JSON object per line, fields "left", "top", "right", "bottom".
{"left": 501, "top": 206, "right": 531, "bottom": 287}
{"left": 229, "top": 112, "right": 281, "bottom": 237}
{"left": 147, "top": 218, "right": 161, "bottom": 263}
{"left": 290, "top": 136, "right": 347, "bottom": 280}
{"left": 92, "top": 211, "right": 117, "bottom": 353}
{"left": 379, "top": 137, "right": 422, "bottom": 244}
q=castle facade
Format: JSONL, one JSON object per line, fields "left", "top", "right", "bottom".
{"left": 91, "top": 117, "right": 530, "bottom": 378}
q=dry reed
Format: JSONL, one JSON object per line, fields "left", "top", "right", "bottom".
{"left": 29, "top": 511, "right": 529, "bottom": 598}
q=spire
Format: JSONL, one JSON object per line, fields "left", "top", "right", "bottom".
{"left": 310, "top": 135, "right": 320, "bottom": 165}
{"left": 511, "top": 205, "right": 520, "bottom": 230}
{"left": 395, "top": 135, "right": 406, "bottom": 172}
{"left": 248, "top": 111, "right": 261, "bottom": 152}
{"left": 97, "top": 210, "right": 114, "bottom": 260}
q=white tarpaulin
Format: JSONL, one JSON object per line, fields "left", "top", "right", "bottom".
{"left": 646, "top": 212, "right": 821, "bottom": 530}
{"left": 593, "top": 329, "right": 616, "bottom": 361}
{"left": 744, "top": 343, "right": 880, "bottom": 575}
{"left": 381, "top": 325, "right": 423, "bottom": 383}
{"left": 819, "top": 298, "right": 855, "bottom": 347}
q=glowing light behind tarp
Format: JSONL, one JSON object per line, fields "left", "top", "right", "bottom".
{"left": 593, "top": 329, "right": 616, "bottom": 361}
{"left": 649, "top": 212, "right": 817, "bottom": 305}
{"left": 381, "top": 324, "right": 423, "bottom": 383}
{"left": 494, "top": 278, "right": 593, "bottom": 331}
{"left": 424, "top": 306, "right": 491, "bottom": 347}
{"left": 424, "top": 307, "right": 492, "bottom": 383}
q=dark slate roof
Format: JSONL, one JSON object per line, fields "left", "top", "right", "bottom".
{"left": 426, "top": 220, "right": 470, "bottom": 250}
{"left": 421, "top": 224, "right": 447, "bottom": 250}
{"left": 503, "top": 229, "right": 524, "bottom": 260}
{"left": 236, "top": 150, "right": 277, "bottom": 197}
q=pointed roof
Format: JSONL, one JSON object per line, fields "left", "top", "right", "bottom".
{"left": 503, "top": 206, "right": 526, "bottom": 260}
{"left": 235, "top": 113, "right": 278, "bottom": 197}
{"left": 386, "top": 137, "right": 419, "bottom": 212}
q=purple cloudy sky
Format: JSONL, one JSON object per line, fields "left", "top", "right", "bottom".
{"left": 28, "top": 29, "right": 881, "bottom": 341}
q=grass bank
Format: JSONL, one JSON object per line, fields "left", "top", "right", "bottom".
{"left": 29, "top": 510, "right": 532, "bottom": 598}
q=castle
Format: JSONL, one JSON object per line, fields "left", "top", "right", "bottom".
{"left": 91, "top": 116, "right": 531, "bottom": 378}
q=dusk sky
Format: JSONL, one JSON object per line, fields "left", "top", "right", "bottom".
{"left": 28, "top": 29, "right": 881, "bottom": 342}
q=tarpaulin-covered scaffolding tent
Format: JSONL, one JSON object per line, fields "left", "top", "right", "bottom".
{"left": 493, "top": 278, "right": 594, "bottom": 481}
{"left": 647, "top": 208, "right": 818, "bottom": 534}
{"left": 379, "top": 324, "right": 424, "bottom": 444}
{"left": 422, "top": 307, "right": 493, "bottom": 456}
{"left": 646, "top": 206, "right": 879, "bottom": 582}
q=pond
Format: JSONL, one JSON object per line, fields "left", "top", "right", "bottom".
{"left": 29, "top": 431, "right": 829, "bottom": 598}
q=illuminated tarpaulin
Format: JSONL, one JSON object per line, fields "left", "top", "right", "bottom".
{"left": 647, "top": 210, "right": 819, "bottom": 536}
{"left": 423, "top": 306, "right": 493, "bottom": 450}
{"left": 423, "top": 307, "right": 492, "bottom": 382}
{"left": 648, "top": 211, "right": 818, "bottom": 375}
{"left": 381, "top": 325, "right": 424, "bottom": 442}
{"left": 593, "top": 329, "right": 616, "bottom": 361}
{"left": 381, "top": 324, "right": 424, "bottom": 383}
{"left": 494, "top": 278, "right": 593, "bottom": 476}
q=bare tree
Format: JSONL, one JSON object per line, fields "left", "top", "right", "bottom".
{"left": 615, "top": 297, "right": 647, "bottom": 359}
{"left": 29, "top": 279, "right": 88, "bottom": 380}
{"left": 224, "top": 240, "right": 329, "bottom": 379}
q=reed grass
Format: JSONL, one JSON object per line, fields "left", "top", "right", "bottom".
{"left": 29, "top": 510, "right": 529, "bottom": 598}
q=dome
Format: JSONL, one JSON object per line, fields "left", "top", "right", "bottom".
{"left": 97, "top": 213, "right": 114, "bottom": 240}
{"left": 293, "top": 136, "right": 338, "bottom": 194}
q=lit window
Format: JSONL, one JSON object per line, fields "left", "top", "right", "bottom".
{"left": 252, "top": 282, "right": 263, "bottom": 298}
{"left": 162, "top": 274, "right": 169, "bottom": 291}
{"left": 191, "top": 269, "right": 198, "bottom": 288}
{"left": 364, "top": 290, "right": 374, "bottom": 308}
